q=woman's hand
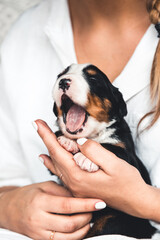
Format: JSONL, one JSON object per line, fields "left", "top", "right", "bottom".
{"left": 0, "top": 181, "right": 106, "bottom": 240}
{"left": 35, "top": 120, "right": 160, "bottom": 223}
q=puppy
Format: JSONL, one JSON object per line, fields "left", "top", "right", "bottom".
{"left": 52, "top": 63, "right": 155, "bottom": 238}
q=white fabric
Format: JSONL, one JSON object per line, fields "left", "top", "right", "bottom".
{"left": 86, "top": 236, "right": 150, "bottom": 240}
{"left": 0, "top": 229, "right": 151, "bottom": 240}
{"left": 0, "top": 0, "right": 160, "bottom": 239}
{"left": 0, "top": 229, "right": 31, "bottom": 240}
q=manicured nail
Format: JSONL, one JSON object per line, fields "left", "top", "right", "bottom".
{"left": 32, "top": 121, "right": 38, "bottom": 131}
{"left": 39, "top": 156, "right": 44, "bottom": 164}
{"left": 95, "top": 202, "right": 106, "bottom": 210}
{"left": 77, "top": 138, "right": 88, "bottom": 145}
{"left": 90, "top": 223, "right": 94, "bottom": 228}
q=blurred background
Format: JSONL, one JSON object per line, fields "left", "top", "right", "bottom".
{"left": 0, "top": 0, "right": 42, "bottom": 46}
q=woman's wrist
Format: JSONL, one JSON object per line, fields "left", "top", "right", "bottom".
{"left": 0, "top": 190, "right": 9, "bottom": 228}
{"left": 0, "top": 187, "right": 19, "bottom": 228}
{"left": 145, "top": 185, "right": 160, "bottom": 223}
{"left": 0, "top": 186, "right": 18, "bottom": 194}
{"left": 135, "top": 184, "right": 160, "bottom": 223}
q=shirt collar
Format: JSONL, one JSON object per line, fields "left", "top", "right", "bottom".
{"left": 113, "top": 25, "right": 159, "bottom": 102}
{"left": 44, "top": 1, "right": 159, "bottom": 102}
{"left": 44, "top": 0, "right": 77, "bottom": 67}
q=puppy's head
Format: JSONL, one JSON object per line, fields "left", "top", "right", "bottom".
{"left": 53, "top": 63, "right": 127, "bottom": 139}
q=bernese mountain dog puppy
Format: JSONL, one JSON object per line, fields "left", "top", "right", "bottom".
{"left": 52, "top": 63, "right": 155, "bottom": 238}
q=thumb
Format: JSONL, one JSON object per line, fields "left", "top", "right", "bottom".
{"left": 76, "top": 138, "right": 120, "bottom": 173}
{"left": 39, "top": 181, "right": 72, "bottom": 197}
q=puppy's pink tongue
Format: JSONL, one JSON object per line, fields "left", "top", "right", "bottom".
{"left": 66, "top": 104, "right": 86, "bottom": 132}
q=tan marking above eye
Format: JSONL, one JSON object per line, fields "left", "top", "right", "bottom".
{"left": 103, "top": 99, "right": 112, "bottom": 109}
{"left": 114, "top": 142, "right": 126, "bottom": 149}
{"left": 86, "top": 94, "right": 111, "bottom": 123}
{"left": 86, "top": 69, "right": 97, "bottom": 75}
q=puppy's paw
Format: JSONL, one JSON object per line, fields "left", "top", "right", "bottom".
{"left": 73, "top": 152, "right": 99, "bottom": 172}
{"left": 57, "top": 136, "right": 79, "bottom": 154}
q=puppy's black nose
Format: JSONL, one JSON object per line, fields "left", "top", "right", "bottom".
{"left": 59, "top": 78, "right": 71, "bottom": 91}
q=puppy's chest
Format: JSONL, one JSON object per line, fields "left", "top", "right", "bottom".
{"left": 92, "top": 126, "right": 119, "bottom": 145}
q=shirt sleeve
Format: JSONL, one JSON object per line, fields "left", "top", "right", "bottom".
{"left": 0, "top": 61, "right": 32, "bottom": 187}
{"left": 133, "top": 116, "right": 160, "bottom": 231}
{"left": 149, "top": 121, "right": 160, "bottom": 230}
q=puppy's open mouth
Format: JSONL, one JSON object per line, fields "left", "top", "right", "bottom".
{"left": 61, "top": 94, "right": 88, "bottom": 134}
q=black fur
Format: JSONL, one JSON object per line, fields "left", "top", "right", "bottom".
{"left": 83, "top": 65, "right": 127, "bottom": 121}
{"left": 86, "top": 120, "right": 154, "bottom": 238}
{"left": 54, "top": 64, "right": 156, "bottom": 238}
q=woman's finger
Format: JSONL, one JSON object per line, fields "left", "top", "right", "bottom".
{"left": 40, "top": 194, "right": 106, "bottom": 214}
{"left": 44, "top": 224, "right": 90, "bottom": 240}
{"left": 39, "top": 154, "right": 71, "bottom": 188}
{"left": 34, "top": 120, "right": 75, "bottom": 168}
{"left": 39, "top": 154, "right": 57, "bottom": 175}
{"left": 43, "top": 212, "right": 92, "bottom": 233}
{"left": 76, "top": 138, "right": 122, "bottom": 174}
{"left": 38, "top": 181, "right": 72, "bottom": 197}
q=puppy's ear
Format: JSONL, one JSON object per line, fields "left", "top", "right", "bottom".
{"left": 53, "top": 102, "right": 58, "bottom": 117}
{"left": 113, "top": 88, "right": 127, "bottom": 119}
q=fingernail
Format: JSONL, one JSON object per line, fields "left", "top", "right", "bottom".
{"left": 39, "top": 156, "right": 44, "bottom": 164}
{"left": 90, "top": 223, "right": 94, "bottom": 228}
{"left": 32, "top": 121, "right": 38, "bottom": 131}
{"left": 77, "top": 138, "right": 88, "bottom": 145}
{"left": 95, "top": 201, "right": 106, "bottom": 210}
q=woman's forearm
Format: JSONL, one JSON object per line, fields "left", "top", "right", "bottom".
{"left": 0, "top": 186, "right": 19, "bottom": 228}
{"left": 141, "top": 185, "right": 160, "bottom": 223}
{"left": 0, "top": 186, "right": 18, "bottom": 194}
{"left": 122, "top": 182, "right": 160, "bottom": 223}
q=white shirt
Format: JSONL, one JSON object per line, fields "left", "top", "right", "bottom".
{"left": 0, "top": 0, "right": 160, "bottom": 238}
